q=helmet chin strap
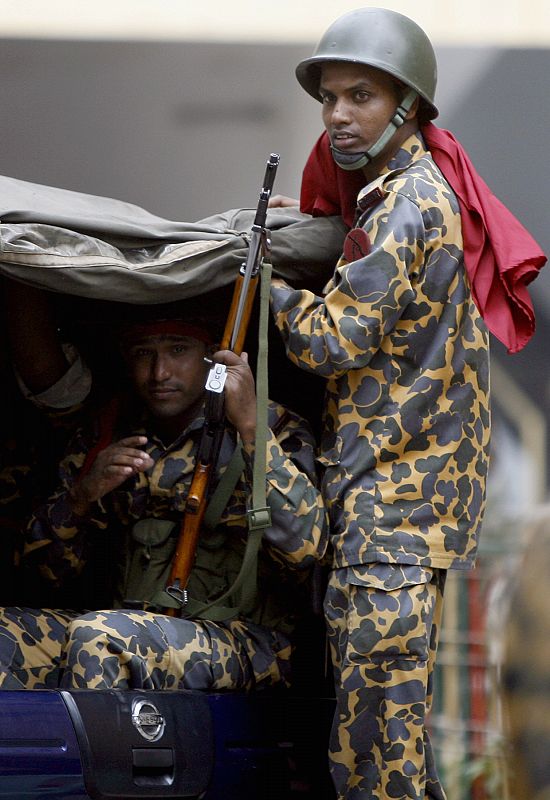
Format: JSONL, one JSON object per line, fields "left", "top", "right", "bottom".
{"left": 330, "top": 89, "right": 418, "bottom": 171}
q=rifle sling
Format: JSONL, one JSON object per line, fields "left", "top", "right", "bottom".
{"left": 179, "top": 524, "right": 264, "bottom": 621}
{"left": 247, "top": 259, "right": 272, "bottom": 535}
{"left": 202, "top": 447, "right": 245, "bottom": 534}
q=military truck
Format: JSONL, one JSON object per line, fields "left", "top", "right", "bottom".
{"left": 0, "top": 172, "right": 344, "bottom": 799}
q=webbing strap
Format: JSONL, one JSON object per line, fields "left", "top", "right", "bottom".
{"left": 247, "top": 259, "right": 272, "bottom": 533}
{"left": 203, "top": 446, "right": 245, "bottom": 532}
{"left": 366, "top": 89, "right": 417, "bottom": 161}
{"left": 179, "top": 524, "right": 263, "bottom": 620}
{"left": 334, "top": 89, "right": 418, "bottom": 171}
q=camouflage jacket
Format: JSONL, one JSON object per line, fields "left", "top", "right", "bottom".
{"left": 25, "top": 400, "right": 328, "bottom": 634}
{"left": 270, "top": 132, "right": 490, "bottom": 571}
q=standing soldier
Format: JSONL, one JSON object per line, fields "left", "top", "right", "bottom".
{"left": 270, "top": 7, "right": 544, "bottom": 799}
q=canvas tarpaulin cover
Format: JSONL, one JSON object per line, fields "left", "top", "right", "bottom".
{"left": 0, "top": 175, "right": 346, "bottom": 303}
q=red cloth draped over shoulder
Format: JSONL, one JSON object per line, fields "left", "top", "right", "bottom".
{"left": 299, "top": 125, "right": 547, "bottom": 354}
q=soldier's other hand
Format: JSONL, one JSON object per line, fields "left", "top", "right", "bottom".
{"left": 212, "top": 350, "right": 256, "bottom": 445}
{"left": 70, "top": 436, "right": 154, "bottom": 514}
{"left": 268, "top": 194, "right": 299, "bottom": 208}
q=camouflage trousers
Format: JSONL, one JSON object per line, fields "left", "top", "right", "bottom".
{"left": 0, "top": 607, "right": 292, "bottom": 691}
{"left": 325, "top": 564, "right": 447, "bottom": 800}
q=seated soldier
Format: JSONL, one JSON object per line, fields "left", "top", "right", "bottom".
{"left": 3, "top": 279, "right": 91, "bottom": 415}
{"left": 0, "top": 305, "right": 327, "bottom": 692}
{"left": 0, "top": 279, "right": 93, "bottom": 605}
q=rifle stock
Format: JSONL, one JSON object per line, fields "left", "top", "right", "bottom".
{"left": 165, "top": 153, "right": 280, "bottom": 615}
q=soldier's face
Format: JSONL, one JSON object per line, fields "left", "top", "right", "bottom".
{"left": 124, "top": 334, "right": 209, "bottom": 424}
{"left": 319, "top": 62, "right": 402, "bottom": 157}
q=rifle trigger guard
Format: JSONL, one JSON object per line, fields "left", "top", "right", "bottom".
{"left": 165, "top": 584, "right": 189, "bottom": 607}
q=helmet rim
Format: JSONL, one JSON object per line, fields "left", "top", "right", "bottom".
{"left": 295, "top": 8, "right": 439, "bottom": 120}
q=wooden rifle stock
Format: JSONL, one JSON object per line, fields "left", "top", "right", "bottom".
{"left": 165, "top": 465, "right": 210, "bottom": 613}
{"left": 220, "top": 273, "right": 259, "bottom": 353}
{"left": 165, "top": 153, "right": 280, "bottom": 615}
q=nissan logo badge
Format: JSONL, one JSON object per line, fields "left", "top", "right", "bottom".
{"left": 131, "top": 698, "right": 166, "bottom": 742}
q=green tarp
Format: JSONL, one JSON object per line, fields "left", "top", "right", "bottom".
{"left": 0, "top": 174, "right": 346, "bottom": 303}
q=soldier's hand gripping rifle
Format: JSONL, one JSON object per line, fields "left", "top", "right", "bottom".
{"left": 165, "top": 153, "right": 280, "bottom": 614}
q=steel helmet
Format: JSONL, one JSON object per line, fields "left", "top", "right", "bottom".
{"left": 296, "top": 7, "right": 438, "bottom": 119}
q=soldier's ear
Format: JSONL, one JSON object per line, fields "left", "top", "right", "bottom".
{"left": 406, "top": 95, "right": 420, "bottom": 120}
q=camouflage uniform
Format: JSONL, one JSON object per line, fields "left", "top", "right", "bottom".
{"left": 0, "top": 346, "right": 91, "bottom": 604}
{"left": 0, "top": 400, "right": 327, "bottom": 692}
{"left": 271, "top": 132, "right": 490, "bottom": 799}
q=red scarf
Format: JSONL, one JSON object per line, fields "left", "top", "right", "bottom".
{"left": 300, "top": 125, "right": 547, "bottom": 353}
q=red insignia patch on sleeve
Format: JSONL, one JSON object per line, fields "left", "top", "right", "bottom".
{"left": 343, "top": 228, "right": 371, "bottom": 263}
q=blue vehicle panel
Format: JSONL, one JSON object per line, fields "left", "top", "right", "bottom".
{"left": 0, "top": 691, "right": 86, "bottom": 798}
{"left": 0, "top": 690, "right": 335, "bottom": 799}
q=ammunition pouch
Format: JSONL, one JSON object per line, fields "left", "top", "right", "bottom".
{"left": 121, "top": 518, "right": 178, "bottom": 607}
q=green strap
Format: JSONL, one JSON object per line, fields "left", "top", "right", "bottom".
{"left": 180, "top": 523, "right": 263, "bottom": 620}
{"left": 153, "top": 447, "right": 246, "bottom": 613}
{"left": 366, "top": 89, "right": 417, "bottom": 161}
{"left": 247, "top": 259, "right": 272, "bottom": 534}
{"left": 203, "top": 445, "right": 245, "bottom": 532}
{"left": 237, "top": 258, "right": 272, "bottom": 615}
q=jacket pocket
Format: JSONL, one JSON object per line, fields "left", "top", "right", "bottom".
{"left": 122, "top": 518, "right": 177, "bottom": 604}
{"left": 345, "top": 563, "right": 435, "bottom": 665}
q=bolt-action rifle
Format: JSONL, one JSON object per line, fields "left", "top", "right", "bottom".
{"left": 165, "top": 153, "right": 280, "bottom": 614}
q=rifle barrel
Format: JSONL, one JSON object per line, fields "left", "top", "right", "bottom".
{"left": 230, "top": 153, "right": 280, "bottom": 349}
